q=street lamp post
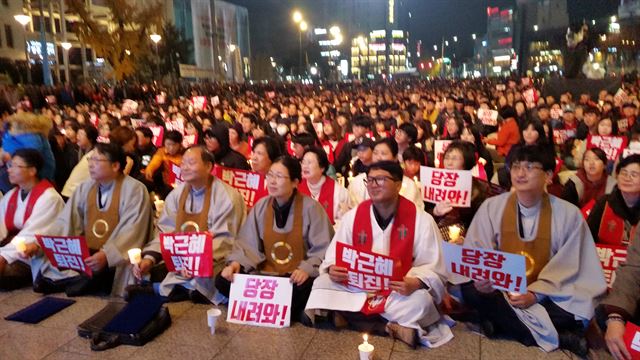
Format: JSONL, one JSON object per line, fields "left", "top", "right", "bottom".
{"left": 61, "top": 41, "right": 72, "bottom": 83}
{"left": 150, "top": 33, "right": 162, "bottom": 81}
{"left": 292, "top": 10, "right": 306, "bottom": 77}
{"left": 14, "top": 14, "right": 32, "bottom": 83}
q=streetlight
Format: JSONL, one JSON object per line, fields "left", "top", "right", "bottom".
{"left": 292, "top": 10, "right": 306, "bottom": 77}
{"left": 453, "top": 36, "right": 458, "bottom": 42}
{"left": 14, "top": 14, "right": 32, "bottom": 83}
{"left": 472, "top": 33, "right": 476, "bottom": 40}
{"left": 292, "top": 10, "right": 302, "bottom": 24}
{"left": 533, "top": 24, "right": 539, "bottom": 32}
{"left": 150, "top": 33, "right": 162, "bottom": 80}
{"left": 61, "top": 42, "right": 71, "bottom": 82}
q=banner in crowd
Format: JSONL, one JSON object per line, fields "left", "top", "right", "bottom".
{"left": 335, "top": 242, "right": 395, "bottom": 292}
{"left": 227, "top": 274, "right": 292, "bottom": 328}
{"left": 623, "top": 147, "right": 640, "bottom": 158}
{"left": 433, "top": 140, "right": 453, "bottom": 167}
{"left": 148, "top": 125, "right": 165, "bottom": 147}
{"left": 122, "top": 99, "right": 138, "bottom": 114}
{"left": 420, "top": 166, "right": 472, "bottom": 207}
{"left": 523, "top": 88, "right": 538, "bottom": 108}
{"left": 166, "top": 118, "right": 185, "bottom": 134}
{"left": 156, "top": 93, "right": 166, "bottom": 105}
{"left": 596, "top": 243, "right": 627, "bottom": 289}
{"left": 213, "top": 165, "right": 268, "bottom": 208}
{"left": 623, "top": 322, "right": 640, "bottom": 360}
{"left": 160, "top": 232, "right": 213, "bottom": 277}
{"left": 496, "top": 84, "right": 506, "bottom": 91}
{"left": 550, "top": 108, "right": 563, "bottom": 119}
{"left": 443, "top": 242, "right": 527, "bottom": 294}
{"left": 182, "top": 134, "right": 198, "bottom": 148}
{"left": 130, "top": 118, "right": 145, "bottom": 129}
{"left": 345, "top": 131, "right": 374, "bottom": 142}
{"left": 614, "top": 88, "right": 628, "bottom": 104}
{"left": 168, "top": 161, "right": 183, "bottom": 187}
{"left": 36, "top": 235, "right": 92, "bottom": 277}
{"left": 477, "top": 108, "right": 498, "bottom": 126}
{"left": 211, "top": 96, "right": 220, "bottom": 107}
{"left": 552, "top": 129, "right": 576, "bottom": 145}
{"left": 191, "top": 96, "right": 207, "bottom": 111}
{"left": 587, "top": 135, "right": 629, "bottom": 162}
{"left": 619, "top": 118, "right": 632, "bottom": 133}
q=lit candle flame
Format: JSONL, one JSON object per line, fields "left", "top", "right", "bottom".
{"left": 363, "top": 334, "right": 368, "bottom": 344}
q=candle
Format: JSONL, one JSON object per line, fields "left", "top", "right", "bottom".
{"left": 348, "top": 171, "right": 354, "bottom": 182}
{"left": 434, "top": 158, "right": 441, "bottom": 168}
{"left": 128, "top": 248, "right": 142, "bottom": 265}
{"left": 448, "top": 225, "right": 461, "bottom": 243}
{"left": 358, "top": 334, "right": 374, "bottom": 360}
{"left": 154, "top": 195, "right": 165, "bottom": 214}
{"left": 431, "top": 123, "right": 438, "bottom": 134}
{"left": 13, "top": 238, "right": 27, "bottom": 253}
{"left": 207, "top": 308, "right": 222, "bottom": 335}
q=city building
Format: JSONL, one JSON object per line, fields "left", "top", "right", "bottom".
{"left": 350, "top": 29, "right": 408, "bottom": 79}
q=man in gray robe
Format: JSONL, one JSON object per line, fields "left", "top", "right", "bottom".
{"left": 451, "top": 144, "right": 606, "bottom": 357}
{"left": 129, "top": 146, "right": 246, "bottom": 303}
{"left": 33, "top": 143, "right": 153, "bottom": 297}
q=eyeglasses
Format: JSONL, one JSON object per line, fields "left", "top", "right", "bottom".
{"left": 619, "top": 169, "right": 640, "bottom": 180}
{"left": 364, "top": 175, "right": 397, "bottom": 186}
{"left": 6, "top": 161, "right": 32, "bottom": 169}
{"left": 509, "top": 162, "right": 544, "bottom": 173}
{"left": 266, "top": 172, "right": 290, "bottom": 182}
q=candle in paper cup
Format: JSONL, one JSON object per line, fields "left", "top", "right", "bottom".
{"left": 154, "top": 195, "right": 165, "bottom": 214}
{"left": 358, "top": 334, "right": 374, "bottom": 360}
{"left": 448, "top": 225, "right": 461, "bottom": 242}
{"left": 432, "top": 123, "right": 438, "bottom": 134}
{"left": 128, "top": 248, "right": 142, "bottom": 265}
{"left": 207, "top": 308, "right": 222, "bottom": 334}
{"left": 13, "top": 238, "right": 26, "bottom": 253}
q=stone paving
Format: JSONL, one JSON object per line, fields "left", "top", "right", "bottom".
{"left": 0, "top": 288, "right": 613, "bottom": 360}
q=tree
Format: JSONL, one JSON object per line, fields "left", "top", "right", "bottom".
{"left": 65, "top": 0, "right": 163, "bottom": 81}
{"left": 137, "top": 23, "right": 193, "bottom": 83}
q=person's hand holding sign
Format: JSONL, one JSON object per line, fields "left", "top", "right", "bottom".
{"left": 605, "top": 316, "right": 632, "bottom": 360}
{"left": 328, "top": 265, "right": 348, "bottom": 283}
{"left": 507, "top": 291, "right": 537, "bottom": 309}
{"left": 221, "top": 261, "right": 242, "bottom": 282}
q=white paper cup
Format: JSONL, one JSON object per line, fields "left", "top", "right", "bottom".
{"left": 128, "top": 248, "right": 142, "bottom": 265}
{"left": 207, "top": 308, "right": 222, "bottom": 334}
{"left": 358, "top": 343, "right": 374, "bottom": 360}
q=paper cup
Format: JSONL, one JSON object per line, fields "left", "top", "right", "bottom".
{"left": 358, "top": 343, "right": 374, "bottom": 360}
{"left": 128, "top": 248, "right": 142, "bottom": 265}
{"left": 207, "top": 308, "right": 222, "bottom": 334}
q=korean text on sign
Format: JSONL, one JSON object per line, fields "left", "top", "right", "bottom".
{"left": 213, "top": 165, "right": 268, "bottom": 208}
{"left": 587, "top": 135, "right": 629, "bottom": 162}
{"left": 227, "top": 274, "right": 292, "bottom": 328}
{"left": 443, "top": 242, "right": 527, "bottom": 294}
{"left": 553, "top": 129, "right": 576, "bottom": 145}
{"left": 623, "top": 322, "right": 640, "bottom": 360}
{"left": 420, "top": 166, "right": 472, "bottom": 207}
{"left": 335, "top": 242, "right": 395, "bottom": 292}
{"left": 36, "top": 235, "right": 92, "bottom": 277}
{"left": 477, "top": 108, "right": 498, "bottom": 126}
{"left": 596, "top": 244, "right": 627, "bottom": 289}
{"left": 160, "top": 232, "right": 213, "bottom": 277}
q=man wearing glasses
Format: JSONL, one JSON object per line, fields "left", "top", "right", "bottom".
{"left": 306, "top": 160, "right": 451, "bottom": 349}
{"left": 33, "top": 143, "right": 153, "bottom": 297}
{"left": 453, "top": 144, "right": 606, "bottom": 357}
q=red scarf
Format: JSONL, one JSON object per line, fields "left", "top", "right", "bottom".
{"left": 352, "top": 196, "right": 416, "bottom": 314}
{"left": 298, "top": 177, "right": 336, "bottom": 224}
{"left": 576, "top": 168, "right": 607, "bottom": 208}
{"left": 5, "top": 180, "right": 53, "bottom": 236}
{"left": 598, "top": 202, "right": 637, "bottom": 246}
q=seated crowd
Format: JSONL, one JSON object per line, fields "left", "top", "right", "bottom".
{"left": 0, "top": 78, "right": 639, "bottom": 358}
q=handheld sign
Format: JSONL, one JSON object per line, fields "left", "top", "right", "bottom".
{"left": 335, "top": 242, "right": 396, "bottom": 292}
{"left": 477, "top": 108, "right": 498, "bottom": 126}
{"left": 227, "top": 274, "right": 292, "bottom": 328}
{"left": 148, "top": 125, "right": 165, "bottom": 147}
{"left": 168, "top": 161, "right": 183, "bottom": 188}
{"left": 36, "top": 236, "right": 93, "bottom": 277}
{"left": 624, "top": 322, "right": 640, "bottom": 360}
{"left": 213, "top": 165, "right": 268, "bottom": 208}
{"left": 596, "top": 244, "right": 627, "bottom": 289}
{"left": 421, "top": 167, "right": 473, "bottom": 207}
{"left": 443, "top": 242, "right": 527, "bottom": 294}
{"left": 552, "top": 129, "right": 576, "bottom": 145}
{"left": 160, "top": 232, "right": 213, "bottom": 277}
{"left": 191, "top": 96, "right": 207, "bottom": 111}
{"left": 587, "top": 135, "right": 629, "bottom": 162}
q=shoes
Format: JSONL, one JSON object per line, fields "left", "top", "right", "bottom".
{"left": 559, "top": 331, "right": 588, "bottom": 358}
{"left": 480, "top": 320, "right": 496, "bottom": 338}
{"left": 125, "top": 284, "right": 155, "bottom": 301}
{"left": 64, "top": 277, "right": 92, "bottom": 297}
{"left": 331, "top": 311, "right": 349, "bottom": 329}
{"left": 386, "top": 322, "right": 418, "bottom": 349}
{"left": 189, "top": 290, "right": 212, "bottom": 304}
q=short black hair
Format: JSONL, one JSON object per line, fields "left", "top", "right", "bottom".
{"left": 507, "top": 144, "right": 556, "bottom": 172}
{"left": 135, "top": 126, "right": 154, "bottom": 140}
{"left": 398, "top": 123, "right": 418, "bottom": 143}
{"left": 402, "top": 146, "right": 426, "bottom": 165}
{"left": 302, "top": 147, "right": 330, "bottom": 175}
{"left": 444, "top": 140, "right": 476, "bottom": 170}
{"left": 367, "top": 160, "right": 404, "bottom": 181}
{"left": 273, "top": 155, "right": 302, "bottom": 182}
{"left": 164, "top": 130, "right": 183, "bottom": 144}
{"left": 374, "top": 137, "right": 399, "bottom": 157}
{"left": 80, "top": 124, "right": 99, "bottom": 145}
{"left": 292, "top": 132, "right": 316, "bottom": 148}
{"left": 352, "top": 115, "right": 373, "bottom": 129}
{"left": 95, "top": 143, "right": 127, "bottom": 171}
{"left": 12, "top": 148, "right": 44, "bottom": 173}
{"left": 253, "top": 136, "right": 282, "bottom": 162}
{"left": 616, "top": 154, "right": 640, "bottom": 175}
{"left": 583, "top": 147, "right": 608, "bottom": 166}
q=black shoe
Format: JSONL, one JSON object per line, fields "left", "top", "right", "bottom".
{"left": 480, "top": 320, "right": 495, "bottom": 338}
{"left": 33, "top": 276, "right": 63, "bottom": 294}
{"left": 559, "top": 331, "right": 588, "bottom": 358}
{"left": 299, "top": 311, "right": 314, "bottom": 328}
{"left": 125, "top": 284, "right": 155, "bottom": 301}
{"left": 189, "top": 290, "right": 212, "bottom": 304}
{"left": 64, "top": 277, "right": 92, "bottom": 297}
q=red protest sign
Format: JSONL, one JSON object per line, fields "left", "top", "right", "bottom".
{"left": 227, "top": 274, "right": 292, "bottom": 328}
{"left": 552, "top": 129, "right": 576, "bottom": 145}
{"left": 148, "top": 125, "right": 165, "bottom": 147}
{"left": 213, "top": 165, "right": 268, "bottom": 208}
{"left": 182, "top": 134, "right": 198, "bottom": 148}
{"left": 36, "top": 235, "right": 92, "bottom": 277}
{"left": 623, "top": 322, "right": 640, "bottom": 360}
{"left": 168, "top": 161, "right": 183, "bottom": 188}
{"left": 160, "top": 232, "right": 213, "bottom": 277}
{"left": 420, "top": 167, "right": 472, "bottom": 207}
{"left": 587, "top": 135, "right": 629, "bottom": 162}
{"left": 191, "top": 96, "right": 207, "bottom": 111}
{"left": 335, "top": 242, "right": 397, "bottom": 292}
{"left": 596, "top": 243, "right": 627, "bottom": 289}
{"left": 156, "top": 93, "right": 166, "bottom": 105}
{"left": 444, "top": 242, "right": 527, "bottom": 293}
{"left": 477, "top": 108, "right": 498, "bottom": 126}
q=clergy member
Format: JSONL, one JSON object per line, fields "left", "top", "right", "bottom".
{"left": 0, "top": 149, "right": 64, "bottom": 289}
{"left": 454, "top": 144, "right": 606, "bottom": 357}
{"left": 305, "top": 160, "right": 452, "bottom": 349}
{"left": 129, "top": 145, "right": 246, "bottom": 303}
{"left": 33, "top": 143, "right": 153, "bottom": 297}
{"left": 217, "top": 155, "right": 334, "bottom": 322}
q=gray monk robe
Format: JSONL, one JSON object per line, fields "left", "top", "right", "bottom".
{"left": 38, "top": 174, "right": 153, "bottom": 296}
{"left": 145, "top": 176, "right": 246, "bottom": 302}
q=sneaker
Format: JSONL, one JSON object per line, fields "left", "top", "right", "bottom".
{"left": 125, "top": 284, "right": 155, "bottom": 301}
{"left": 386, "top": 322, "right": 418, "bottom": 349}
{"left": 559, "top": 331, "right": 588, "bottom": 358}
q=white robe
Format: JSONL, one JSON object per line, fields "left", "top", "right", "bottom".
{"left": 451, "top": 192, "right": 607, "bottom": 351}
{"left": 305, "top": 200, "right": 454, "bottom": 348}
{"left": 61, "top": 150, "right": 94, "bottom": 198}
{"left": 348, "top": 173, "right": 424, "bottom": 210}
{"left": 146, "top": 179, "right": 247, "bottom": 302}
{"left": 305, "top": 176, "right": 356, "bottom": 229}
{"left": 0, "top": 187, "right": 64, "bottom": 279}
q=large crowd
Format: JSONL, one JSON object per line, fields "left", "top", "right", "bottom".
{"left": 0, "top": 78, "right": 639, "bottom": 358}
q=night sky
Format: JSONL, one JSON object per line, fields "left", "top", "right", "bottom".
{"left": 226, "top": 0, "right": 619, "bottom": 62}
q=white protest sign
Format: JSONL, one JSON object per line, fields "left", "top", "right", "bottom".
{"left": 227, "top": 274, "right": 293, "bottom": 328}
{"left": 443, "top": 242, "right": 527, "bottom": 294}
{"left": 477, "top": 108, "right": 498, "bottom": 126}
{"left": 420, "top": 166, "right": 473, "bottom": 207}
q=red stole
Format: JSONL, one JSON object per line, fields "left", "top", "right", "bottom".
{"left": 352, "top": 196, "right": 416, "bottom": 314}
{"left": 298, "top": 177, "right": 336, "bottom": 224}
{"left": 5, "top": 180, "right": 53, "bottom": 237}
{"left": 598, "top": 203, "right": 637, "bottom": 246}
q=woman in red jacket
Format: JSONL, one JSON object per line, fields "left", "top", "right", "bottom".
{"left": 483, "top": 106, "right": 521, "bottom": 161}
